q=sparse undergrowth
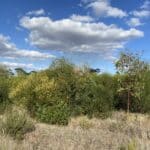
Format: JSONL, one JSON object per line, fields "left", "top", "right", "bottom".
{"left": 0, "top": 108, "right": 35, "bottom": 140}
{"left": 0, "top": 111, "right": 149, "bottom": 150}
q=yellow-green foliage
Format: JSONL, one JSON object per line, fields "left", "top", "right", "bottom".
{"left": 119, "top": 140, "right": 137, "bottom": 150}
{"left": 1, "top": 56, "right": 149, "bottom": 126}
{"left": 79, "top": 117, "right": 93, "bottom": 130}
{"left": 8, "top": 59, "right": 118, "bottom": 123}
{"left": 128, "top": 140, "right": 137, "bottom": 150}
{"left": 10, "top": 71, "right": 71, "bottom": 125}
{"left": 0, "top": 65, "right": 10, "bottom": 113}
{"left": 10, "top": 72, "right": 55, "bottom": 106}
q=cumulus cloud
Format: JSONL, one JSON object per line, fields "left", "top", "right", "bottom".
{"left": 132, "top": 10, "right": 150, "bottom": 18}
{"left": 0, "top": 61, "right": 35, "bottom": 69}
{"left": 131, "top": 0, "right": 150, "bottom": 18}
{"left": 0, "top": 34, "right": 55, "bottom": 59}
{"left": 141, "top": 0, "right": 150, "bottom": 9}
{"left": 20, "top": 16, "right": 143, "bottom": 57}
{"left": 127, "top": 18, "right": 143, "bottom": 27}
{"left": 70, "top": 14, "right": 94, "bottom": 22}
{"left": 85, "top": 0, "right": 127, "bottom": 18}
{"left": 26, "top": 9, "right": 45, "bottom": 16}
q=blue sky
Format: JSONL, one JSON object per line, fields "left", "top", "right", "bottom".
{"left": 0, "top": 0, "right": 149, "bottom": 73}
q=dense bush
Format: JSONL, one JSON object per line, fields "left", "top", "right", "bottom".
{"left": 115, "top": 70, "right": 150, "bottom": 113}
{"left": 35, "top": 101, "right": 70, "bottom": 125}
{"left": 140, "top": 71, "right": 150, "bottom": 113}
{"left": 1, "top": 53, "right": 150, "bottom": 125}
{"left": 10, "top": 59, "right": 115, "bottom": 123}
{"left": 46, "top": 58, "right": 78, "bottom": 108}
{"left": 10, "top": 73, "right": 51, "bottom": 110}
{"left": 75, "top": 72, "right": 114, "bottom": 118}
{"left": 10, "top": 71, "right": 71, "bottom": 125}
{"left": 0, "top": 65, "right": 11, "bottom": 113}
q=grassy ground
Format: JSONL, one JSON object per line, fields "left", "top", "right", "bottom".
{"left": 0, "top": 111, "right": 150, "bottom": 150}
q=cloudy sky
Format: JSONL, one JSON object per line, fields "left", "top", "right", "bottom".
{"left": 0, "top": 0, "right": 150, "bottom": 73}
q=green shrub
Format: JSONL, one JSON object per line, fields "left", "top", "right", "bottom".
{"left": 0, "top": 77, "right": 9, "bottom": 103}
{"left": 46, "top": 58, "right": 78, "bottom": 111}
{"left": 141, "top": 71, "right": 150, "bottom": 113}
{"left": 10, "top": 71, "right": 71, "bottom": 125}
{"left": 8, "top": 58, "right": 150, "bottom": 124}
{"left": 35, "top": 101, "right": 70, "bottom": 125}
{"left": 0, "top": 109, "right": 35, "bottom": 140}
{"left": 115, "top": 70, "right": 150, "bottom": 113}
{"left": 76, "top": 73, "right": 114, "bottom": 118}
{"left": 10, "top": 72, "right": 55, "bottom": 114}
{"left": 0, "top": 66, "right": 11, "bottom": 113}
{"left": 10, "top": 59, "right": 78, "bottom": 124}
{"left": 9, "top": 59, "right": 115, "bottom": 123}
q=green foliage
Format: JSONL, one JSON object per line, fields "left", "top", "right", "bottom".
{"left": 0, "top": 108, "right": 35, "bottom": 140}
{"left": 0, "top": 65, "right": 11, "bottom": 113}
{"left": 46, "top": 58, "right": 78, "bottom": 107}
{"left": 76, "top": 73, "right": 114, "bottom": 118}
{"left": 0, "top": 78, "right": 9, "bottom": 102}
{"left": 0, "top": 66, "right": 9, "bottom": 102}
{"left": 115, "top": 52, "right": 149, "bottom": 112}
{"left": 127, "top": 140, "right": 137, "bottom": 150}
{"left": 10, "top": 58, "right": 114, "bottom": 123}
{"left": 10, "top": 69, "right": 71, "bottom": 125}
{"left": 10, "top": 72, "right": 55, "bottom": 112}
{"left": 140, "top": 70, "right": 150, "bottom": 113}
{"left": 1, "top": 55, "right": 150, "bottom": 126}
{"left": 35, "top": 101, "right": 70, "bottom": 125}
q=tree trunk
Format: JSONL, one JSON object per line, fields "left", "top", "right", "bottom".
{"left": 127, "top": 89, "right": 130, "bottom": 113}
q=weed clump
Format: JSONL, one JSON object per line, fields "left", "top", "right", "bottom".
{"left": 0, "top": 109, "right": 35, "bottom": 140}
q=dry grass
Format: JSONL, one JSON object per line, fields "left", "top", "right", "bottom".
{"left": 0, "top": 111, "right": 150, "bottom": 150}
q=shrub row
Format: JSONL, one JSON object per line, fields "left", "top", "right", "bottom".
{"left": 0, "top": 57, "right": 150, "bottom": 125}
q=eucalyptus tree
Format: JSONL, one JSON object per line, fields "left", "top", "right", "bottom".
{"left": 115, "top": 52, "right": 148, "bottom": 112}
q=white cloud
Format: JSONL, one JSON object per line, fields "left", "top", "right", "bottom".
{"left": 132, "top": 10, "right": 150, "bottom": 18}
{"left": 70, "top": 14, "right": 94, "bottom": 22}
{"left": 0, "top": 61, "right": 35, "bottom": 69}
{"left": 81, "top": 0, "right": 93, "bottom": 3}
{"left": 131, "top": 0, "right": 150, "bottom": 18}
{"left": 20, "top": 16, "right": 143, "bottom": 57}
{"left": 86, "top": 0, "right": 127, "bottom": 18}
{"left": 26, "top": 9, "right": 45, "bottom": 16}
{"left": 127, "top": 18, "right": 143, "bottom": 27}
{"left": 141, "top": 0, "right": 150, "bottom": 9}
{"left": 0, "top": 34, "right": 55, "bottom": 59}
